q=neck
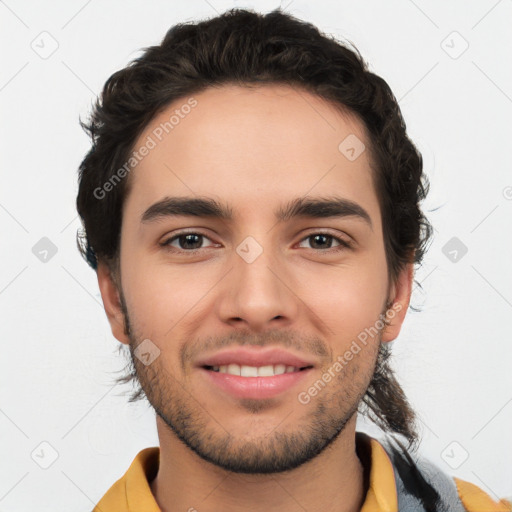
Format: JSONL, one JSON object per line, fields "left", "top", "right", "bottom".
{"left": 150, "top": 415, "right": 367, "bottom": 512}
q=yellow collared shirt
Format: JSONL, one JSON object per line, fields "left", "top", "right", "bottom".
{"left": 93, "top": 433, "right": 511, "bottom": 512}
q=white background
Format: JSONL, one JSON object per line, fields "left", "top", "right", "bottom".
{"left": 1, "top": 1, "right": 511, "bottom": 510}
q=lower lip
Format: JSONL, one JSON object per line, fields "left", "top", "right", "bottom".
{"left": 199, "top": 367, "right": 313, "bottom": 399}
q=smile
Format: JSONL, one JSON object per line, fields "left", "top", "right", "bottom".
{"left": 204, "top": 363, "right": 312, "bottom": 377}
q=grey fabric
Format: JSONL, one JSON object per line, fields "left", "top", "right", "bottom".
{"left": 379, "top": 437, "right": 467, "bottom": 512}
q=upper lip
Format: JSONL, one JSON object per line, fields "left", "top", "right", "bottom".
{"left": 196, "top": 347, "right": 317, "bottom": 369}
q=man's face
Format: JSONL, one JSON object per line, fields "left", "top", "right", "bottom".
{"left": 99, "top": 84, "right": 407, "bottom": 474}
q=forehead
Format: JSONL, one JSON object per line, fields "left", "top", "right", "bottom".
{"left": 124, "top": 83, "right": 379, "bottom": 225}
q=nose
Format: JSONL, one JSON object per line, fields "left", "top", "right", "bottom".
{"left": 215, "top": 239, "right": 299, "bottom": 331}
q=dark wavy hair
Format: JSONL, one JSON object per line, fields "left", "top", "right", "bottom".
{"left": 76, "top": 8, "right": 436, "bottom": 503}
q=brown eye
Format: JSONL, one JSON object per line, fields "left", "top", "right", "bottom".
{"left": 161, "top": 232, "right": 215, "bottom": 252}
{"left": 298, "top": 233, "right": 352, "bottom": 251}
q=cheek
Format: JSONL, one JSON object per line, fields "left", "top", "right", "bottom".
{"left": 300, "top": 258, "right": 388, "bottom": 346}
{"left": 121, "top": 254, "right": 216, "bottom": 338}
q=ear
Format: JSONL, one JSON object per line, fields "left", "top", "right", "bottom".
{"left": 96, "top": 260, "right": 130, "bottom": 345}
{"left": 381, "top": 262, "right": 414, "bottom": 343}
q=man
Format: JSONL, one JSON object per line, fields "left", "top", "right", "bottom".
{"left": 76, "top": 8, "right": 511, "bottom": 512}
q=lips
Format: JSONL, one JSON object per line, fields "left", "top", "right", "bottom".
{"left": 201, "top": 366, "right": 313, "bottom": 399}
{"left": 195, "top": 347, "right": 316, "bottom": 370}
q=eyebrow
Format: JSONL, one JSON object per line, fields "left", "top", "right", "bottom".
{"left": 141, "top": 195, "right": 373, "bottom": 230}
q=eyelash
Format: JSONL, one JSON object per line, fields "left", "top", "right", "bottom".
{"left": 160, "top": 231, "right": 353, "bottom": 254}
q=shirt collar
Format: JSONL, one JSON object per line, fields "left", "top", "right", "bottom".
{"left": 356, "top": 431, "right": 398, "bottom": 512}
{"left": 96, "top": 432, "right": 398, "bottom": 512}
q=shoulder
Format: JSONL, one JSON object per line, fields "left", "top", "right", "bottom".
{"left": 453, "top": 477, "right": 512, "bottom": 512}
{"left": 376, "top": 434, "right": 511, "bottom": 512}
{"left": 92, "top": 447, "right": 159, "bottom": 512}
{"left": 404, "top": 451, "right": 511, "bottom": 512}
{"left": 414, "top": 457, "right": 511, "bottom": 512}
{"left": 93, "top": 477, "right": 129, "bottom": 511}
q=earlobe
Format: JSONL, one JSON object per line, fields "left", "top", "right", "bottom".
{"left": 381, "top": 263, "right": 414, "bottom": 343}
{"left": 96, "top": 261, "right": 130, "bottom": 345}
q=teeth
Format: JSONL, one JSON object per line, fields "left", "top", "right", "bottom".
{"left": 258, "top": 365, "right": 279, "bottom": 376}
{"left": 240, "top": 364, "right": 258, "bottom": 377}
{"left": 273, "top": 364, "right": 287, "bottom": 375}
{"left": 210, "top": 364, "right": 301, "bottom": 376}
